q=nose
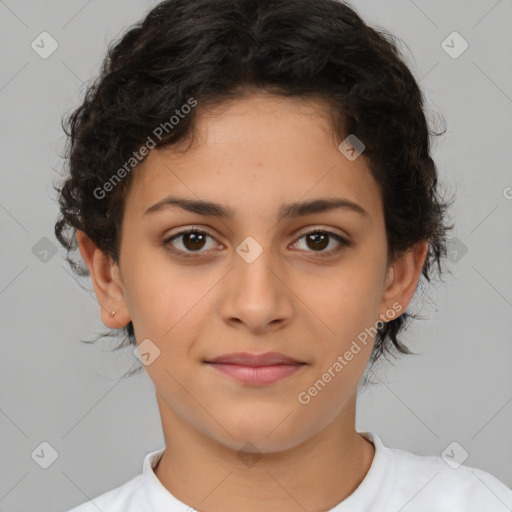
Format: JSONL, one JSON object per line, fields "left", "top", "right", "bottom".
{"left": 219, "top": 239, "right": 294, "bottom": 334}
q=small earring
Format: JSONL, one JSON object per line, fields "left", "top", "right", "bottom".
{"left": 110, "top": 311, "right": 116, "bottom": 317}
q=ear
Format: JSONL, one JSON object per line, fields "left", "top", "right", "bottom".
{"left": 76, "top": 230, "right": 130, "bottom": 329}
{"left": 378, "top": 240, "right": 429, "bottom": 320}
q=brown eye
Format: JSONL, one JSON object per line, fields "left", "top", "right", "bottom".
{"left": 163, "top": 229, "right": 218, "bottom": 257}
{"left": 305, "top": 232, "right": 329, "bottom": 251}
{"left": 162, "top": 227, "right": 351, "bottom": 260}
{"left": 293, "top": 229, "right": 351, "bottom": 257}
{"left": 180, "top": 232, "right": 207, "bottom": 251}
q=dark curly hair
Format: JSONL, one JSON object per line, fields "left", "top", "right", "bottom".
{"left": 53, "top": 0, "right": 455, "bottom": 382}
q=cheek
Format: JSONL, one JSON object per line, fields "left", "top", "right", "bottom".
{"left": 304, "top": 264, "right": 383, "bottom": 341}
{"left": 121, "top": 246, "right": 197, "bottom": 333}
{"left": 123, "top": 269, "right": 224, "bottom": 379}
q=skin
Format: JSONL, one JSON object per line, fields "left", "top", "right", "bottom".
{"left": 77, "top": 92, "right": 428, "bottom": 512}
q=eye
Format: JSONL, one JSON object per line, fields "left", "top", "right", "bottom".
{"left": 291, "top": 229, "right": 351, "bottom": 258}
{"left": 163, "top": 228, "right": 219, "bottom": 258}
{"left": 162, "top": 227, "right": 351, "bottom": 259}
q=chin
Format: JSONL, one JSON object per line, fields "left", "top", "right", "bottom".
{"left": 212, "top": 418, "right": 308, "bottom": 454}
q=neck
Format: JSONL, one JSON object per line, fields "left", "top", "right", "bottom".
{"left": 153, "top": 393, "right": 375, "bottom": 512}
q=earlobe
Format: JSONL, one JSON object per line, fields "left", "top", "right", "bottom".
{"left": 378, "top": 241, "right": 428, "bottom": 320}
{"left": 76, "top": 230, "right": 129, "bottom": 329}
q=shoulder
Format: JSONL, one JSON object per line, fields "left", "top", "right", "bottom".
{"left": 64, "top": 474, "right": 149, "bottom": 512}
{"left": 387, "top": 443, "right": 512, "bottom": 511}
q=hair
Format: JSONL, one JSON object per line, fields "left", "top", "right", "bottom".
{"left": 54, "top": 0, "right": 455, "bottom": 384}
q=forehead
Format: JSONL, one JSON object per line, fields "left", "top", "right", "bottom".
{"left": 125, "top": 94, "right": 382, "bottom": 222}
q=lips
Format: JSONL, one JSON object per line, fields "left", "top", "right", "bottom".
{"left": 204, "top": 352, "right": 306, "bottom": 386}
{"left": 204, "top": 351, "right": 305, "bottom": 366}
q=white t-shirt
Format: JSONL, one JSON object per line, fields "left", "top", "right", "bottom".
{"left": 66, "top": 431, "right": 512, "bottom": 511}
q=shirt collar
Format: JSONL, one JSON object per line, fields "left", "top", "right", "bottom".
{"left": 142, "top": 431, "right": 389, "bottom": 511}
{"left": 142, "top": 447, "right": 192, "bottom": 511}
{"left": 330, "top": 431, "right": 392, "bottom": 509}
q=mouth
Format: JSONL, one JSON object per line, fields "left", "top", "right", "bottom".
{"left": 203, "top": 352, "right": 307, "bottom": 386}
{"left": 204, "top": 351, "right": 305, "bottom": 366}
{"left": 204, "top": 361, "right": 306, "bottom": 385}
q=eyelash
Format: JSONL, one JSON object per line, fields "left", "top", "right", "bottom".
{"left": 162, "top": 227, "right": 351, "bottom": 259}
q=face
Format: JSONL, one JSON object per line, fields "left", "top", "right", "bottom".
{"left": 78, "top": 93, "right": 427, "bottom": 454}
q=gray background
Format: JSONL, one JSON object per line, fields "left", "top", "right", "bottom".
{"left": 1, "top": 0, "right": 511, "bottom": 510}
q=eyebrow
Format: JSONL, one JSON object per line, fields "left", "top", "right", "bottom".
{"left": 143, "top": 195, "right": 369, "bottom": 221}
